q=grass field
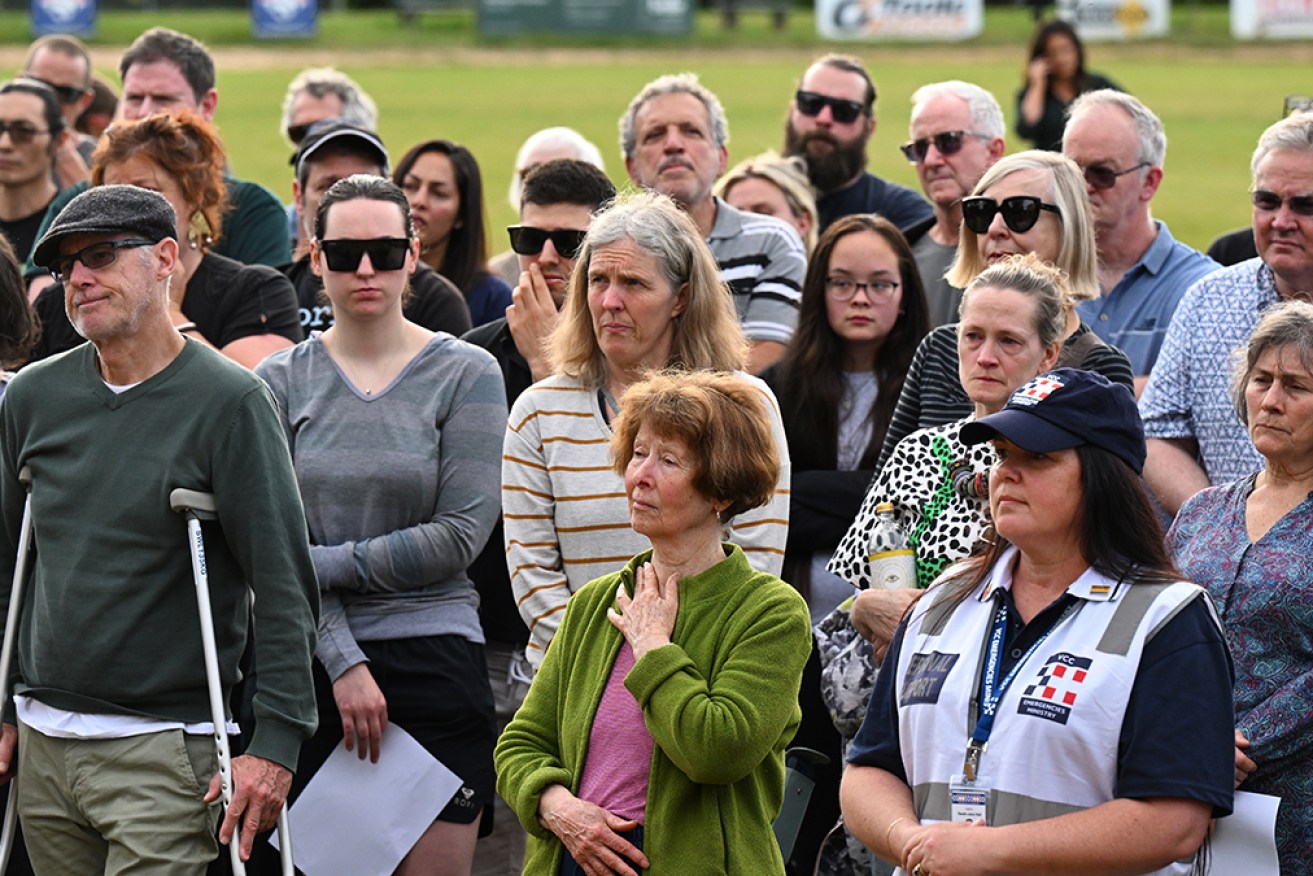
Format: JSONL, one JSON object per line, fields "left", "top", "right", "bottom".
{"left": 1, "top": 7, "right": 1308, "bottom": 249}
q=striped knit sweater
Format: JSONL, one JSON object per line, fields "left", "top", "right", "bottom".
{"left": 502, "top": 373, "right": 790, "bottom": 670}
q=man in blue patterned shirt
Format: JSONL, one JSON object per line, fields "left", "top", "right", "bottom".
{"left": 1139, "top": 112, "right": 1313, "bottom": 514}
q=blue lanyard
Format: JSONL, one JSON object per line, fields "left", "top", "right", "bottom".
{"left": 962, "top": 592, "right": 1074, "bottom": 781}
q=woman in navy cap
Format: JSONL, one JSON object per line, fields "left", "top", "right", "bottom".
{"left": 841, "top": 368, "right": 1235, "bottom": 876}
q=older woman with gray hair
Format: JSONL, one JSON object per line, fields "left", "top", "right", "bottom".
{"left": 871, "top": 149, "right": 1133, "bottom": 472}
{"left": 501, "top": 190, "right": 790, "bottom": 671}
{"left": 1168, "top": 300, "right": 1313, "bottom": 874}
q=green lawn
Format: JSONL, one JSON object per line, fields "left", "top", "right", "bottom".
{"left": 1, "top": 6, "right": 1306, "bottom": 249}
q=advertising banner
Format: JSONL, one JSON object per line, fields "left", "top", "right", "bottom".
{"left": 30, "top": 0, "right": 95, "bottom": 37}
{"left": 252, "top": 0, "right": 318, "bottom": 38}
{"left": 479, "top": 0, "right": 692, "bottom": 36}
{"left": 1056, "top": 0, "right": 1169, "bottom": 39}
{"left": 815, "top": 0, "right": 982, "bottom": 40}
{"left": 1231, "top": 0, "right": 1313, "bottom": 38}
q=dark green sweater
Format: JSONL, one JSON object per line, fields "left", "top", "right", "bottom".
{"left": 0, "top": 340, "right": 319, "bottom": 769}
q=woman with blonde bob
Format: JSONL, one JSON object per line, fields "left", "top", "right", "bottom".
{"left": 496, "top": 370, "right": 811, "bottom": 876}
{"left": 502, "top": 190, "right": 790, "bottom": 671}
{"left": 873, "top": 149, "right": 1131, "bottom": 471}
{"left": 716, "top": 151, "right": 819, "bottom": 253}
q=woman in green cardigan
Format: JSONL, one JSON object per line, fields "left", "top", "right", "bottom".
{"left": 495, "top": 370, "right": 812, "bottom": 875}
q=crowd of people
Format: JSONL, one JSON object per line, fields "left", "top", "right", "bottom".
{"left": 0, "top": 19, "right": 1308, "bottom": 876}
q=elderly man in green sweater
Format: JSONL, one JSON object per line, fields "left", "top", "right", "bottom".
{"left": 0, "top": 184, "right": 319, "bottom": 872}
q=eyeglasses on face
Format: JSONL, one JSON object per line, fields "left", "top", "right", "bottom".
{"left": 0, "top": 120, "right": 50, "bottom": 145}
{"left": 824, "top": 276, "right": 900, "bottom": 301}
{"left": 318, "top": 238, "right": 412, "bottom": 272}
{"left": 286, "top": 124, "right": 311, "bottom": 146}
{"left": 27, "top": 78, "right": 87, "bottom": 104}
{"left": 49, "top": 239, "right": 155, "bottom": 284}
{"left": 1080, "top": 162, "right": 1149, "bottom": 191}
{"left": 794, "top": 91, "right": 866, "bottom": 125}
{"left": 1251, "top": 190, "right": 1313, "bottom": 217}
{"left": 899, "top": 130, "right": 986, "bottom": 164}
{"left": 508, "top": 226, "right": 588, "bottom": 258}
{"left": 961, "top": 195, "right": 1062, "bottom": 235}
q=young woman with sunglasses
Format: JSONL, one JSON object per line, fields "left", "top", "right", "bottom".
{"left": 255, "top": 175, "right": 507, "bottom": 876}
{"left": 869, "top": 150, "right": 1132, "bottom": 474}
{"left": 394, "top": 139, "right": 513, "bottom": 328}
{"left": 1015, "top": 19, "right": 1119, "bottom": 152}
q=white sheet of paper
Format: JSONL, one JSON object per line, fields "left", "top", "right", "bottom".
{"left": 269, "top": 725, "right": 463, "bottom": 876}
{"left": 1208, "top": 790, "right": 1281, "bottom": 875}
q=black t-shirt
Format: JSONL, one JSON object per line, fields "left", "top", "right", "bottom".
{"left": 0, "top": 199, "right": 53, "bottom": 265}
{"left": 31, "top": 252, "right": 304, "bottom": 362}
{"left": 282, "top": 255, "right": 472, "bottom": 336}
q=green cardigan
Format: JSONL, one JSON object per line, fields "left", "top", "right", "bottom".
{"left": 495, "top": 545, "right": 812, "bottom": 874}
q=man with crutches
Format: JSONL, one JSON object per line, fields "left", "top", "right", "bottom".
{"left": 0, "top": 184, "right": 319, "bottom": 874}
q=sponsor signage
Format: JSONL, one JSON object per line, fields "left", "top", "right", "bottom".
{"left": 1055, "top": 0, "right": 1168, "bottom": 39}
{"left": 253, "top": 0, "right": 319, "bottom": 38}
{"left": 479, "top": 0, "right": 692, "bottom": 36}
{"left": 1231, "top": 0, "right": 1313, "bottom": 38}
{"left": 30, "top": 0, "right": 95, "bottom": 37}
{"left": 815, "top": 0, "right": 983, "bottom": 40}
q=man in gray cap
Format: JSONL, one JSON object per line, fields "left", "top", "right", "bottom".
{"left": 282, "top": 119, "right": 471, "bottom": 336}
{"left": 0, "top": 184, "right": 319, "bottom": 870}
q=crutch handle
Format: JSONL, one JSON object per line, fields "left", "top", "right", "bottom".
{"left": 16, "top": 468, "right": 30, "bottom": 489}
{"left": 169, "top": 488, "right": 217, "bottom": 519}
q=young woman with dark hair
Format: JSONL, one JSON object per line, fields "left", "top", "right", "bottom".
{"left": 393, "top": 139, "right": 512, "bottom": 327}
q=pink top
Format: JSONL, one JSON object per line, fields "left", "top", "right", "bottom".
{"left": 576, "top": 642, "right": 654, "bottom": 822}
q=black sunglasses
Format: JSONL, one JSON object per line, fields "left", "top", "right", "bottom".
{"left": 1252, "top": 190, "right": 1313, "bottom": 217}
{"left": 50, "top": 239, "right": 155, "bottom": 284}
{"left": 961, "top": 196, "right": 1062, "bottom": 235}
{"left": 794, "top": 91, "right": 866, "bottom": 125}
{"left": 286, "top": 123, "right": 311, "bottom": 146}
{"left": 319, "top": 238, "right": 411, "bottom": 272}
{"left": 28, "top": 78, "right": 87, "bottom": 104}
{"left": 1081, "top": 162, "right": 1148, "bottom": 191}
{"left": 508, "top": 226, "right": 587, "bottom": 258}
{"left": 899, "top": 130, "right": 985, "bottom": 164}
{"left": 0, "top": 120, "right": 49, "bottom": 145}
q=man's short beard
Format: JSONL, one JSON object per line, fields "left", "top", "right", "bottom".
{"left": 783, "top": 122, "right": 868, "bottom": 194}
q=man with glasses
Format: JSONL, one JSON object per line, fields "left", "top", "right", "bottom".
{"left": 899, "top": 80, "right": 1006, "bottom": 327}
{"left": 1139, "top": 112, "right": 1313, "bottom": 514}
{"left": 461, "top": 157, "right": 614, "bottom": 876}
{"left": 20, "top": 35, "right": 97, "bottom": 190}
{"left": 621, "top": 72, "right": 805, "bottom": 372}
{"left": 282, "top": 119, "right": 470, "bottom": 336}
{"left": 783, "top": 53, "right": 932, "bottom": 233}
{"left": 279, "top": 68, "right": 378, "bottom": 250}
{"left": 24, "top": 27, "right": 290, "bottom": 297}
{"left": 1, "top": 184, "right": 318, "bottom": 871}
{"left": 1063, "top": 90, "right": 1217, "bottom": 392}
{"left": 0, "top": 79, "right": 65, "bottom": 264}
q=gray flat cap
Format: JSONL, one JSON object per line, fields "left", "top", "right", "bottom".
{"left": 32, "top": 185, "right": 178, "bottom": 269}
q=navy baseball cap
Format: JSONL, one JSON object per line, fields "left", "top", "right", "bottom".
{"left": 291, "top": 119, "right": 389, "bottom": 179}
{"left": 959, "top": 368, "right": 1146, "bottom": 474}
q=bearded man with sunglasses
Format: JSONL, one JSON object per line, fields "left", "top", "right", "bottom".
{"left": 0, "top": 184, "right": 318, "bottom": 871}
{"left": 1140, "top": 112, "right": 1313, "bottom": 515}
{"left": 1064, "top": 91, "right": 1218, "bottom": 393}
{"left": 898, "top": 81, "right": 1006, "bottom": 328}
{"left": 282, "top": 119, "right": 470, "bottom": 336}
{"left": 784, "top": 54, "right": 932, "bottom": 234}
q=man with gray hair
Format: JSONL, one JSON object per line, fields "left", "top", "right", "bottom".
{"left": 898, "top": 80, "right": 1006, "bottom": 327}
{"left": 1, "top": 184, "right": 318, "bottom": 869}
{"left": 621, "top": 72, "right": 805, "bottom": 372}
{"left": 280, "top": 66, "right": 377, "bottom": 148}
{"left": 1064, "top": 89, "right": 1218, "bottom": 390}
{"left": 1139, "top": 112, "right": 1313, "bottom": 514}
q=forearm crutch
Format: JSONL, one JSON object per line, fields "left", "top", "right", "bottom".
{"left": 0, "top": 467, "right": 33, "bottom": 876}
{"left": 170, "top": 489, "right": 294, "bottom": 876}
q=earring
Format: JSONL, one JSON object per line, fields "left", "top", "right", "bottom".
{"left": 188, "top": 212, "right": 213, "bottom": 251}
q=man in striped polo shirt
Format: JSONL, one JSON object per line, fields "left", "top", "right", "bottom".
{"left": 620, "top": 72, "right": 806, "bottom": 373}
